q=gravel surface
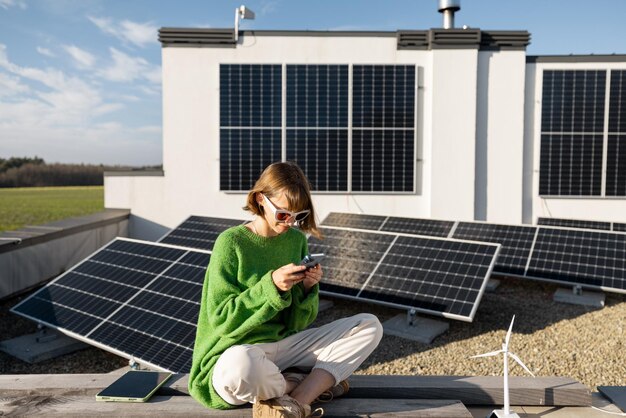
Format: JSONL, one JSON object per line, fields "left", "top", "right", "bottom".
{"left": 1, "top": 277, "right": 624, "bottom": 391}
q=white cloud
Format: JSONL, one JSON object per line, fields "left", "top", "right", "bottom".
{"left": 0, "top": 71, "right": 29, "bottom": 97}
{"left": 0, "top": 44, "right": 160, "bottom": 164}
{"left": 0, "top": 43, "right": 122, "bottom": 127}
{"left": 98, "top": 47, "right": 160, "bottom": 84}
{"left": 63, "top": 44, "right": 96, "bottom": 69}
{"left": 260, "top": 0, "right": 279, "bottom": 16}
{"left": 88, "top": 15, "right": 158, "bottom": 48}
{"left": 0, "top": 121, "right": 162, "bottom": 165}
{"left": 0, "top": 43, "right": 161, "bottom": 165}
{"left": 0, "top": 0, "right": 27, "bottom": 10}
{"left": 36, "top": 46, "right": 55, "bottom": 58}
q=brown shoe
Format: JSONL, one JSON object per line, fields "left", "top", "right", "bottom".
{"left": 253, "top": 394, "right": 315, "bottom": 418}
{"left": 316, "top": 379, "right": 349, "bottom": 403}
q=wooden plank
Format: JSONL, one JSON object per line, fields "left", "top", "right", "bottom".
{"left": 347, "top": 375, "right": 591, "bottom": 406}
{"left": 0, "top": 373, "right": 591, "bottom": 406}
{"left": 0, "top": 396, "right": 472, "bottom": 418}
{"left": 0, "top": 373, "right": 189, "bottom": 397}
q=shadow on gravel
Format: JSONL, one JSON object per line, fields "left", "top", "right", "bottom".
{"left": 315, "top": 276, "right": 626, "bottom": 368}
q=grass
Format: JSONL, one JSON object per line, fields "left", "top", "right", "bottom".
{"left": 0, "top": 186, "right": 104, "bottom": 233}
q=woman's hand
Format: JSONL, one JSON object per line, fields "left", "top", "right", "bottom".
{"left": 272, "top": 263, "right": 306, "bottom": 292}
{"left": 302, "top": 264, "right": 323, "bottom": 294}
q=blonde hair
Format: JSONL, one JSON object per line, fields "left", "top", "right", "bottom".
{"left": 244, "top": 161, "right": 322, "bottom": 239}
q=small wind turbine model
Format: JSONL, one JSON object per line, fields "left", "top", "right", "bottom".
{"left": 471, "top": 315, "right": 535, "bottom": 418}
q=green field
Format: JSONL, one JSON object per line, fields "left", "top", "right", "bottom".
{"left": 0, "top": 186, "right": 104, "bottom": 233}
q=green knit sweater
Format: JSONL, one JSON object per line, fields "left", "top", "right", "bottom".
{"left": 188, "top": 225, "right": 319, "bottom": 410}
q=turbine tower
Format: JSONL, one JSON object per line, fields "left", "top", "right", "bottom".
{"left": 471, "top": 315, "right": 535, "bottom": 418}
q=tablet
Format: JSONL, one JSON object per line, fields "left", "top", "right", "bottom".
{"left": 95, "top": 370, "right": 172, "bottom": 402}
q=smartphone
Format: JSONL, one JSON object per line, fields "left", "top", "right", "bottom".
{"left": 95, "top": 370, "right": 172, "bottom": 402}
{"left": 300, "top": 253, "right": 325, "bottom": 268}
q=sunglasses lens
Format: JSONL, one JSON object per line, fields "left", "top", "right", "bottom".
{"left": 275, "top": 212, "right": 290, "bottom": 221}
{"left": 295, "top": 212, "right": 309, "bottom": 221}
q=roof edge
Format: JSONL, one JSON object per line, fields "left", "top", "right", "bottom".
{"left": 159, "top": 27, "right": 531, "bottom": 51}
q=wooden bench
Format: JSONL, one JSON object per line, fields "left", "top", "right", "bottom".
{"left": 0, "top": 373, "right": 591, "bottom": 417}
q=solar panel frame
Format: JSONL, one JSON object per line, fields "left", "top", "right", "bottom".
{"left": 10, "top": 238, "right": 212, "bottom": 373}
{"left": 308, "top": 225, "right": 501, "bottom": 322}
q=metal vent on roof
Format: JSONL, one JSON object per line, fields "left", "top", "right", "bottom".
{"left": 481, "top": 31, "right": 531, "bottom": 50}
{"left": 429, "top": 29, "right": 481, "bottom": 49}
{"left": 159, "top": 28, "right": 235, "bottom": 47}
{"left": 397, "top": 31, "right": 429, "bottom": 50}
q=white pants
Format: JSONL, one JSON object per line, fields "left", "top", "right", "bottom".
{"left": 212, "top": 313, "right": 383, "bottom": 405}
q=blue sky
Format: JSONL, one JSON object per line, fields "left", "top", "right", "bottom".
{"left": 1, "top": 0, "right": 625, "bottom": 166}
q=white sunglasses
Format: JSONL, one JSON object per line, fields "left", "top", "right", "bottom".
{"left": 262, "top": 194, "right": 310, "bottom": 223}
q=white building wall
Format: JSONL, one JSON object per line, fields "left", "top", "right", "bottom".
{"left": 429, "top": 49, "right": 478, "bottom": 221}
{"left": 526, "top": 60, "right": 626, "bottom": 224}
{"left": 476, "top": 50, "right": 526, "bottom": 224}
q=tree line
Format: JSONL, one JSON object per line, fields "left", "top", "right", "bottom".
{"left": 0, "top": 157, "right": 161, "bottom": 188}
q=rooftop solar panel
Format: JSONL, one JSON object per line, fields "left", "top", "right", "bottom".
{"left": 308, "top": 227, "right": 500, "bottom": 322}
{"left": 526, "top": 227, "right": 626, "bottom": 293}
{"left": 537, "top": 217, "right": 611, "bottom": 231}
{"left": 451, "top": 222, "right": 538, "bottom": 277}
{"left": 321, "top": 212, "right": 454, "bottom": 237}
{"left": 321, "top": 212, "right": 387, "bottom": 231}
{"left": 158, "top": 216, "right": 246, "bottom": 251}
{"left": 11, "top": 238, "right": 211, "bottom": 373}
{"left": 613, "top": 222, "right": 626, "bottom": 233}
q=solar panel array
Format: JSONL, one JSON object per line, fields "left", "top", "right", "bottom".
{"left": 308, "top": 226, "right": 500, "bottom": 321}
{"left": 159, "top": 216, "right": 245, "bottom": 250}
{"left": 13, "top": 211, "right": 626, "bottom": 373}
{"left": 11, "top": 238, "right": 210, "bottom": 373}
{"left": 322, "top": 212, "right": 626, "bottom": 294}
{"left": 219, "top": 64, "right": 417, "bottom": 193}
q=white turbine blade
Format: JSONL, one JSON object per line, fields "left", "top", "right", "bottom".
{"left": 508, "top": 352, "right": 535, "bottom": 377}
{"left": 470, "top": 349, "right": 503, "bottom": 359}
{"left": 505, "top": 315, "right": 516, "bottom": 347}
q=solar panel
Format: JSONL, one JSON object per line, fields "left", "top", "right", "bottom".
{"left": 537, "top": 217, "right": 611, "bottom": 231}
{"left": 537, "top": 217, "right": 626, "bottom": 233}
{"left": 11, "top": 238, "right": 210, "bottom": 373}
{"left": 220, "top": 64, "right": 282, "bottom": 191}
{"left": 308, "top": 227, "right": 500, "bottom": 322}
{"left": 286, "top": 64, "right": 349, "bottom": 192}
{"left": 614, "top": 222, "right": 626, "bottom": 233}
{"left": 539, "top": 70, "right": 606, "bottom": 196}
{"left": 451, "top": 222, "right": 537, "bottom": 277}
{"left": 352, "top": 65, "right": 416, "bottom": 193}
{"left": 321, "top": 212, "right": 387, "bottom": 231}
{"left": 607, "top": 70, "right": 626, "bottom": 197}
{"left": 321, "top": 212, "right": 454, "bottom": 238}
{"left": 158, "top": 215, "right": 246, "bottom": 251}
{"left": 526, "top": 227, "right": 626, "bottom": 293}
